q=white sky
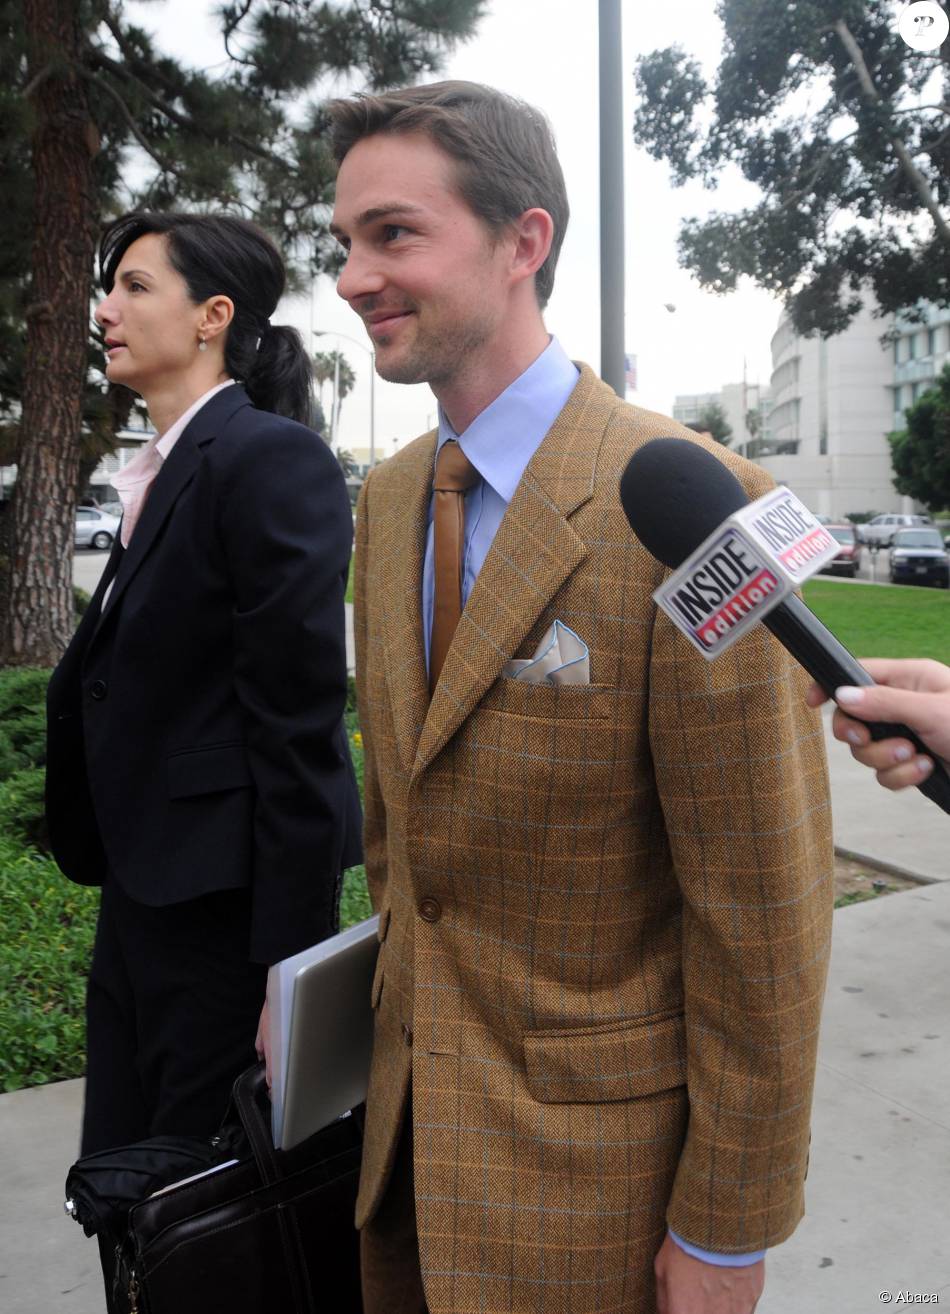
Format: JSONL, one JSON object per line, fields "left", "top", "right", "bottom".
{"left": 134, "top": 0, "right": 787, "bottom": 453}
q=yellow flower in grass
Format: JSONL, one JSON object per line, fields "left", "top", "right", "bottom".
{"left": 352, "top": 731, "right": 363, "bottom": 749}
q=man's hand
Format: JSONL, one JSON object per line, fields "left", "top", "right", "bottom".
{"left": 255, "top": 991, "right": 272, "bottom": 1094}
{"left": 654, "top": 1234, "right": 764, "bottom": 1314}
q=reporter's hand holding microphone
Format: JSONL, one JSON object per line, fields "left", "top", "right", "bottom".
{"left": 806, "top": 659, "right": 950, "bottom": 792}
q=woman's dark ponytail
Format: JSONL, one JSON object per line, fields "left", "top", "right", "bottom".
{"left": 100, "top": 211, "right": 315, "bottom": 427}
{"left": 241, "top": 325, "right": 314, "bottom": 427}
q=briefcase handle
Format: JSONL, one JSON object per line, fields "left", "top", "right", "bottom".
{"left": 231, "top": 1065, "right": 283, "bottom": 1186}
{"left": 230, "top": 1063, "right": 315, "bottom": 1314}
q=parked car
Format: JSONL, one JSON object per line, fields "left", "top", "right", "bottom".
{"left": 819, "top": 524, "right": 862, "bottom": 577}
{"left": 888, "top": 528, "right": 950, "bottom": 588}
{"left": 75, "top": 506, "right": 120, "bottom": 550}
{"left": 859, "top": 512, "right": 934, "bottom": 547}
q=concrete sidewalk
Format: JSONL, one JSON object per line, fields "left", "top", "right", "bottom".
{"left": 2, "top": 717, "right": 947, "bottom": 1313}
{"left": 764, "top": 880, "right": 950, "bottom": 1312}
{"left": 820, "top": 705, "right": 948, "bottom": 884}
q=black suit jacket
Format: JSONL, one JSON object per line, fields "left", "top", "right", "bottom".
{"left": 46, "top": 384, "right": 362, "bottom": 964}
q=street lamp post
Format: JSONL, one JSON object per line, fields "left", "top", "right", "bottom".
{"left": 599, "top": 0, "right": 625, "bottom": 398}
{"left": 312, "top": 329, "right": 376, "bottom": 467}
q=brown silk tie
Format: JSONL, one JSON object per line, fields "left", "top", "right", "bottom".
{"left": 430, "top": 440, "right": 479, "bottom": 694}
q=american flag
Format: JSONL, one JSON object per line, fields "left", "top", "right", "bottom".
{"left": 624, "top": 354, "right": 638, "bottom": 394}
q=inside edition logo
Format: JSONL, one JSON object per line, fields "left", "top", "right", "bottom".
{"left": 659, "top": 529, "right": 784, "bottom": 655}
{"left": 653, "top": 487, "right": 838, "bottom": 659}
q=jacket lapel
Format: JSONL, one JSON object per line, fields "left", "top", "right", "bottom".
{"left": 412, "top": 364, "right": 618, "bottom": 778}
{"left": 378, "top": 432, "right": 437, "bottom": 774}
{"left": 92, "top": 385, "right": 250, "bottom": 635}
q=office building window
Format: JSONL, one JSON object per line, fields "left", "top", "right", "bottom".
{"left": 908, "top": 333, "right": 916, "bottom": 359}
{"left": 928, "top": 328, "right": 937, "bottom": 357}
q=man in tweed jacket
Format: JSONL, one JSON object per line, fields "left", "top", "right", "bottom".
{"left": 329, "top": 81, "right": 833, "bottom": 1314}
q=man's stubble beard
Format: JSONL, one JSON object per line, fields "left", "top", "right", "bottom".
{"left": 374, "top": 305, "right": 499, "bottom": 390}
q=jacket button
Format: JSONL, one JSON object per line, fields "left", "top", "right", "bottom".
{"left": 401, "top": 1023, "right": 413, "bottom": 1047}
{"left": 418, "top": 897, "right": 441, "bottom": 923}
{"left": 89, "top": 680, "right": 108, "bottom": 701}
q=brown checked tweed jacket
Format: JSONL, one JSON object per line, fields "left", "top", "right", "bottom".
{"left": 353, "top": 363, "right": 834, "bottom": 1314}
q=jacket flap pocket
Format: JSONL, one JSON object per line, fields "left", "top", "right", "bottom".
{"left": 523, "top": 1011, "right": 687, "bottom": 1104}
{"left": 166, "top": 744, "right": 251, "bottom": 799}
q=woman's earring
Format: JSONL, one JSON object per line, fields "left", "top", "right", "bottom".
{"left": 197, "top": 336, "right": 208, "bottom": 352}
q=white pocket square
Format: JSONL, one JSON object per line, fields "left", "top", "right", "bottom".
{"left": 502, "top": 619, "right": 590, "bottom": 686}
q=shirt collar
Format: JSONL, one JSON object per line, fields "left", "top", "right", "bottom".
{"left": 154, "top": 379, "right": 236, "bottom": 459}
{"left": 436, "top": 337, "right": 579, "bottom": 505}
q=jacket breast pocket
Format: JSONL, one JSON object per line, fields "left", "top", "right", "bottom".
{"left": 166, "top": 743, "right": 252, "bottom": 800}
{"left": 464, "top": 683, "right": 618, "bottom": 825}
{"left": 523, "top": 1010, "right": 687, "bottom": 1104}
{"left": 480, "top": 679, "right": 615, "bottom": 722}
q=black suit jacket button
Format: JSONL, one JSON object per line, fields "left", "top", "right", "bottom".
{"left": 89, "top": 680, "right": 108, "bottom": 701}
{"left": 419, "top": 897, "right": 441, "bottom": 923}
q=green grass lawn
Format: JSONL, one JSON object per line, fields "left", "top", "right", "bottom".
{"left": 802, "top": 579, "right": 949, "bottom": 662}
{"left": 0, "top": 835, "right": 99, "bottom": 1091}
{"left": 345, "top": 558, "right": 354, "bottom": 605}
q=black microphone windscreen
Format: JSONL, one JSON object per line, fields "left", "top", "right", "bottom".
{"left": 619, "top": 438, "right": 750, "bottom": 569}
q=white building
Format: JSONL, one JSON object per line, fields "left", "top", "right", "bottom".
{"left": 673, "top": 381, "right": 770, "bottom": 451}
{"left": 891, "top": 304, "right": 950, "bottom": 431}
{"left": 762, "top": 301, "right": 911, "bottom": 520}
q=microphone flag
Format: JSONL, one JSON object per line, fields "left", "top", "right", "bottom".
{"left": 653, "top": 486, "right": 838, "bottom": 658}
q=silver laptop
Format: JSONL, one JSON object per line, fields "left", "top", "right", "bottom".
{"left": 269, "top": 915, "right": 379, "bottom": 1150}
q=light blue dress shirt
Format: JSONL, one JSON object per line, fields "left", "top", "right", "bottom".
{"left": 420, "top": 335, "right": 765, "bottom": 1269}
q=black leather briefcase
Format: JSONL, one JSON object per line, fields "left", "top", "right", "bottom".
{"left": 65, "top": 1064, "right": 364, "bottom": 1314}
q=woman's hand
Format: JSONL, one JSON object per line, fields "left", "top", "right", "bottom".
{"left": 806, "top": 658, "right": 950, "bottom": 790}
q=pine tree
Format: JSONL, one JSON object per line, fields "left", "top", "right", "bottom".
{"left": 1, "top": 0, "right": 485, "bottom": 664}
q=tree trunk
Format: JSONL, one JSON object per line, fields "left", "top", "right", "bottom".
{"left": 1, "top": 0, "right": 97, "bottom": 665}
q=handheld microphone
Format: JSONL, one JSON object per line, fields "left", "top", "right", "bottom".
{"left": 619, "top": 438, "right": 950, "bottom": 815}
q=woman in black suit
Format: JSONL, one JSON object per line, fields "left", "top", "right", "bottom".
{"left": 45, "top": 212, "right": 361, "bottom": 1214}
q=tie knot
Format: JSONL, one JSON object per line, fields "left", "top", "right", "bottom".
{"left": 433, "top": 440, "right": 479, "bottom": 493}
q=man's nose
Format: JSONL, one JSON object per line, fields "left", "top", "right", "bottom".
{"left": 336, "top": 246, "right": 385, "bottom": 305}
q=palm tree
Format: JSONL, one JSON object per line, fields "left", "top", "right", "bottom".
{"left": 311, "top": 351, "right": 356, "bottom": 444}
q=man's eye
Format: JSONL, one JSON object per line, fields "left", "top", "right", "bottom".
{"left": 383, "top": 225, "right": 406, "bottom": 242}
{"left": 128, "top": 281, "right": 146, "bottom": 293}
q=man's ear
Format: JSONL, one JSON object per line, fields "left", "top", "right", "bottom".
{"left": 509, "top": 208, "right": 555, "bottom": 289}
